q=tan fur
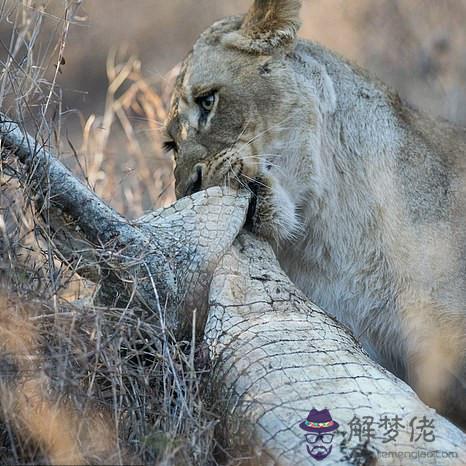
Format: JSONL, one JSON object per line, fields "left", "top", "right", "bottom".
{"left": 167, "top": 0, "right": 466, "bottom": 427}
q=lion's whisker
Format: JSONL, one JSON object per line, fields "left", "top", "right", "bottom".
{"left": 238, "top": 116, "right": 294, "bottom": 149}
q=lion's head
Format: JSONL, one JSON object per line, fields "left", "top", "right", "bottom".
{"left": 165, "top": 0, "right": 336, "bottom": 242}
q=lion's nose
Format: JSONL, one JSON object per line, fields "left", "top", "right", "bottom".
{"left": 184, "top": 164, "right": 204, "bottom": 197}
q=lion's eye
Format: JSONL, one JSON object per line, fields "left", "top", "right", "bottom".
{"left": 196, "top": 92, "right": 216, "bottom": 112}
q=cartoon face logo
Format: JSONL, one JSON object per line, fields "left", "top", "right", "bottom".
{"left": 299, "top": 408, "right": 339, "bottom": 461}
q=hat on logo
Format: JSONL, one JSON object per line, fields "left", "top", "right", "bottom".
{"left": 299, "top": 408, "right": 339, "bottom": 433}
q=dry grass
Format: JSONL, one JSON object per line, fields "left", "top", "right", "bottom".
{"left": 77, "top": 47, "right": 176, "bottom": 217}
{"left": 0, "top": 2, "right": 226, "bottom": 465}
{"left": 0, "top": 295, "right": 124, "bottom": 465}
{"left": 0, "top": 289, "right": 223, "bottom": 465}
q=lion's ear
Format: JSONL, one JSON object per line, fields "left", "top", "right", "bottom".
{"left": 223, "top": 0, "right": 302, "bottom": 54}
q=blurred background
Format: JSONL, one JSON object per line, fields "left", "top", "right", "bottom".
{"left": 2, "top": 0, "right": 465, "bottom": 217}
{"left": 44, "top": 0, "right": 466, "bottom": 122}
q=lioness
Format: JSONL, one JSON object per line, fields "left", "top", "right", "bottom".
{"left": 165, "top": 0, "right": 466, "bottom": 426}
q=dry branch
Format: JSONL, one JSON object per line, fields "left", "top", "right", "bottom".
{"left": 1, "top": 117, "right": 465, "bottom": 465}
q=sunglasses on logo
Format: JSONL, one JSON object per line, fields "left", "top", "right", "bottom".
{"left": 305, "top": 433, "right": 334, "bottom": 444}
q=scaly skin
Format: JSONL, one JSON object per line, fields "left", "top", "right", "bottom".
{"left": 207, "top": 233, "right": 466, "bottom": 465}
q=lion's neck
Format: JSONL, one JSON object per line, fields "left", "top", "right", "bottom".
{"left": 276, "top": 155, "right": 402, "bottom": 371}
{"left": 276, "top": 43, "right": 409, "bottom": 369}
